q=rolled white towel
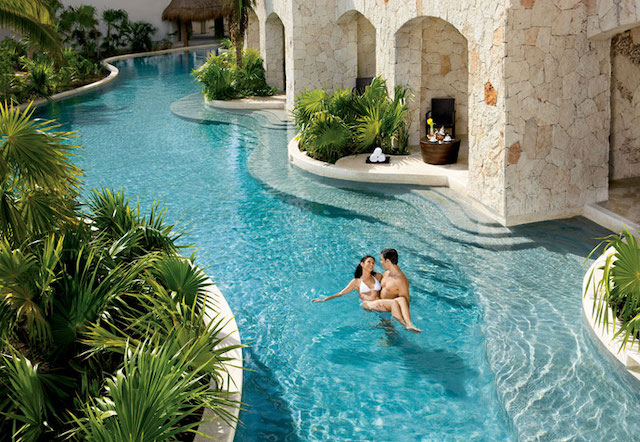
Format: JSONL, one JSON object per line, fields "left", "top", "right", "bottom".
{"left": 378, "top": 153, "right": 386, "bottom": 162}
{"left": 369, "top": 153, "right": 379, "bottom": 162}
{"left": 372, "top": 147, "right": 383, "bottom": 157}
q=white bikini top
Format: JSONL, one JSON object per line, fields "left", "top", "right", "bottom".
{"left": 360, "top": 277, "right": 381, "bottom": 294}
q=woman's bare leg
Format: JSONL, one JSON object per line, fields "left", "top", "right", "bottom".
{"left": 394, "top": 297, "right": 421, "bottom": 332}
{"left": 363, "top": 299, "right": 420, "bottom": 332}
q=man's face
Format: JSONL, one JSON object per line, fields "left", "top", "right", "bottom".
{"left": 380, "top": 253, "right": 389, "bottom": 270}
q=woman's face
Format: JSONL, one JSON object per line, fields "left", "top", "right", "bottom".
{"left": 362, "top": 257, "right": 375, "bottom": 273}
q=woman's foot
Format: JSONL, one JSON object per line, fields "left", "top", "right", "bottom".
{"left": 405, "top": 324, "right": 422, "bottom": 333}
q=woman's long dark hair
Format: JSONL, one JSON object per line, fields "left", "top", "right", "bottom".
{"left": 354, "top": 255, "right": 377, "bottom": 279}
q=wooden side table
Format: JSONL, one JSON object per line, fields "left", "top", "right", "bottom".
{"left": 419, "top": 138, "right": 461, "bottom": 165}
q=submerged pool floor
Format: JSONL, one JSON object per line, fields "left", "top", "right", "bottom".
{"left": 39, "top": 52, "right": 640, "bottom": 441}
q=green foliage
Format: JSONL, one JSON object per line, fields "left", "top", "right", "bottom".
{"left": 70, "top": 339, "right": 239, "bottom": 441}
{"left": 0, "top": 0, "right": 62, "bottom": 56}
{"left": 100, "top": 8, "right": 130, "bottom": 57}
{"left": 193, "top": 48, "right": 275, "bottom": 100}
{"left": 586, "top": 227, "right": 640, "bottom": 350}
{"left": 0, "top": 38, "right": 27, "bottom": 70}
{"left": 87, "top": 188, "right": 183, "bottom": 259}
{"left": 220, "top": 37, "right": 233, "bottom": 50}
{"left": 303, "top": 112, "right": 351, "bottom": 163}
{"left": 58, "top": 5, "right": 101, "bottom": 59}
{"left": 129, "top": 21, "right": 156, "bottom": 53}
{"left": 0, "top": 105, "right": 241, "bottom": 440}
{"left": 20, "top": 55, "right": 56, "bottom": 97}
{"left": 293, "top": 76, "right": 412, "bottom": 163}
{"left": 0, "top": 102, "right": 81, "bottom": 245}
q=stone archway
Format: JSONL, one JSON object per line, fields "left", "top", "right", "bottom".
{"left": 245, "top": 8, "right": 260, "bottom": 51}
{"left": 265, "top": 13, "right": 285, "bottom": 92}
{"left": 610, "top": 27, "right": 640, "bottom": 180}
{"left": 394, "top": 17, "right": 468, "bottom": 147}
{"left": 336, "top": 10, "right": 376, "bottom": 89}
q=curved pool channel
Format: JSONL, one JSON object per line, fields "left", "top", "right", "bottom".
{"left": 39, "top": 52, "right": 640, "bottom": 441}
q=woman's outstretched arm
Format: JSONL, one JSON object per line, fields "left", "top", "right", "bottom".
{"left": 312, "top": 279, "right": 357, "bottom": 302}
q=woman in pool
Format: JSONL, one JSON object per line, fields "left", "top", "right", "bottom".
{"left": 312, "top": 255, "right": 421, "bottom": 332}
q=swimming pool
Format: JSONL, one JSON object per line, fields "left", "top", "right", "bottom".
{"left": 39, "top": 51, "right": 640, "bottom": 441}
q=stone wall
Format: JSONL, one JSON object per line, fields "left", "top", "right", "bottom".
{"left": 253, "top": 0, "right": 508, "bottom": 218}
{"left": 420, "top": 17, "right": 469, "bottom": 139}
{"left": 246, "top": 9, "right": 260, "bottom": 51}
{"left": 503, "top": 0, "right": 610, "bottom": 223}
{"left": 610, "top": 28, "right": 640, "bottom": 179}
{"left": 588, "top": 0, "right": 640, "bottom": 39}
{"left": 357, "top": 14, "right": 376, "bottom": 78}
{"left": 265, "top": 14, "right": 286, "bottom": 91}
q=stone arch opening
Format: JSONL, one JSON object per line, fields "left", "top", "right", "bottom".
{"left": 265, "top": 13, "right": 286, "bottom": 92}
{"left": 394, "top": 17, "right": 469, "bottom": 147}
{"left": 245, "top": 8, "right": 260, "bottom": 52}
{"left": 610, "top": 27, "right": 640, "bottom": 181}
{"left": 337, "top": 11, "right": 376, "bottom": 89}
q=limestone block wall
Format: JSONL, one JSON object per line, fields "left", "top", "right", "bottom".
{"left": 504, "top": 0, "right": 610, "bottom": 223}
{"left": 357, "top": 14, "right": 376, "bottom": 78}
{"left": 610, "top": 28, "right": 640, "bottom": 179}
{"left": 588, "top": 0, "right": 640, "bottom": 39}
{"left": 420, "top": 17, "right": 469, "bottom": 139}
{"left": 250, "top": 0, "right": 509, "bottom": 218}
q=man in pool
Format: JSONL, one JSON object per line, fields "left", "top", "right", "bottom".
{"left": 378, "top": 248, "right": 421, "bottom": 333}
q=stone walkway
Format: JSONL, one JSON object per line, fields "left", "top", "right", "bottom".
{"left": 598, "top": 177, "right": 640, "bottom": 226}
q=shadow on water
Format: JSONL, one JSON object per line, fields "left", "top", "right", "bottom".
{"left": 328, "top": 321, "right": 471, "bottom": 398}
{"left": 237, "top": 347, "right": 300, "bottom": 442}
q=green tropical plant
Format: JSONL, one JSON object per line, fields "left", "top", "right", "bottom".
{"left": 293, "top": 76, "right": 412, "bottom": 162}
{"left": 128, "top": 21, "right": 156, "bottom": 53}
{"left": 70, "top": 339, "right": 239, "bottom": 441}
{"left": 193, "top": 47, "right": 274, "bottom": 100}
{"left": 585, "top": 227, "right": 640, "bottom": 350}
{"left": 228, "top": 0, "right": 255, "bottom": 69}
{"left": 302, "top": 112, "right": 351, "bottom": 163}
{"left": 0, "top": 0, "right": 62, "bottom": 56}
{"left": 0, "top": 101, "right": 81, "bottom": 245}
{"left": 87, "top": 188, "right": 183, "bottom": 259}
{"left": 58, "top": 5, "right": 101, "bottom": 59}
{"left": 0, "top": 93, "right": 241, "bottom": 442}
{"left": 101, "top": 8, "right": 130, "bottom": 56}
{"left": 19, "top": 55, "right": 56, "bottom": 97}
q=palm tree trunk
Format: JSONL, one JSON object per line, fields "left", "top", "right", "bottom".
{"left": 235, "top": 34, "right": 243, "bottom": 68}
{"left": 183, "top": 21, "right": 189, "bottom": 47}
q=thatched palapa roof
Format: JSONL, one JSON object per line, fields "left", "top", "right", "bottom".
{"left": 162, "top": 0, "right": 230, "bottom": 22}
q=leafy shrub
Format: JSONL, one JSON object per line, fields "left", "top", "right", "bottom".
{"left": 586, "top": 228, "right": 640, "bottom": 349}
{"left": 0, "top": 107, "right": 241, "bottom": 440}
{"left": 0, "top": 38, "right": 27, "bottom": 71}
{"left": 129, "top": 21, "right": 156, "bottom": 53}
{"left": 58, "top": 5, "right": 101, "bottom": 59}
{"left": 193, "top": 48, "right": 275, "bottom": 100}
{"left": 293, "top": 76, "right": 412, "bottom": 163}
{"left": 20, "top": 57, "right": 57, "bottom": 97}
{"left": 100, "top": 9, "right": 131, "bottom": 56}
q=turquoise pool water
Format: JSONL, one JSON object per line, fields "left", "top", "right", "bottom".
{"left": 39, "top": 52, "right": 640, "bottom": 441}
